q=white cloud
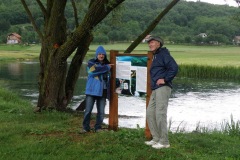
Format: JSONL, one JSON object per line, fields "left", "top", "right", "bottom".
{"left": 185, "top": 0, "right": 238, "bottom": 7}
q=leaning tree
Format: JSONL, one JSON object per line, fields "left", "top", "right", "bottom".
{"left": 21, "top": 0, "right": 125, "bottom": 111}
{"left": 20, "top": 0, "right": 179, "bottom": 111}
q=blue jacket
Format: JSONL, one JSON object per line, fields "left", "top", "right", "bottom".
{"left": 85, "top": 59, "right": 111, "bottom": 98}
{"left": 85, "top": 46, "right": 111, "bottom": 98}
{"left": 150, "top": 47, "right": 178, "bottom": 90}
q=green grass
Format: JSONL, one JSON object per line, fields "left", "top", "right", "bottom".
{"left": 0, "top": 83, "right": 240, "bottom": 160}
{"left": 1, "top": 43, "right": 240, "bottom": 66}
{"left": 169, "top": 45, "right": 240, "bottom": 67}
{"left": 90, "top": 43, "right": 240, "bottom": 67}
{"left": 221, "top": 115, "right": 240, "bottom": 137}
{"left": 0, "top": 44, "right": 40, "bottom": 61}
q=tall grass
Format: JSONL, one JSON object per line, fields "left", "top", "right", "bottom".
{"left": 221, "top": 115, "right": 240, "bottom": 136}
{"left": 178, "top": 64, "right": 240, "bottom": 80}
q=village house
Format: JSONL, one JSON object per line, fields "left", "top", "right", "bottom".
{"left": 142, "top": 34, "right": 151, "bottom": 43}
{"left": 6, "top": 33, "right": 21, "bottom": 44}
{"left": 233, "top": 36, "right": 240, "bottom": 45}
{"left": 198, "top": 33, "right": 208, "bottom": 38}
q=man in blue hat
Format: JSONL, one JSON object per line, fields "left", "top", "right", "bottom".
{"left": 145, "top": 36, "right": 178, "bottom": 149}
{"left": 82, "top": 46, "right": 113, "bottom": 133}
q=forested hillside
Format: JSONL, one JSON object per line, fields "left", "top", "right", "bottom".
{"left": 0, "top": 0, "right": 239, "bottom": 44}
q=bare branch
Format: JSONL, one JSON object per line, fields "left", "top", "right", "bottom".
{"left": 36, "top": 0, "right": 48, "bottom": 18}
{"left": 71, "top": 0, "right": 79, "bottom": 27}
{"left": 20, "top": 0, "right": 43, "bottom": 40}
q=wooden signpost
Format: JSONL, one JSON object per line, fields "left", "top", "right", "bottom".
{"left": 108, "top": 50, "right": 153, "bottom": 139}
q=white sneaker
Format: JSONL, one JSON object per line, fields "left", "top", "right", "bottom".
{"left": 144, "top": 140, "right": 158, "bottom": 146}
{"left": 152, "top": 143, "right": 170, "bottom": 149}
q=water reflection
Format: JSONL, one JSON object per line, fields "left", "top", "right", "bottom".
{"left": 0, "top": 61, "right": 240, "bottom": 131}
{"left": 0, "top": 61, "right": 87, "bottom": 104}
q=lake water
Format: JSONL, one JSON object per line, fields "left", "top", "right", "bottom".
{"left": 0, "top": 61, "right": 240, "bottom": 132}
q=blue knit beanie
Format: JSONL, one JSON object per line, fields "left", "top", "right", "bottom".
{"left": 95, "top": 46, "right": 107, "bottom": 58}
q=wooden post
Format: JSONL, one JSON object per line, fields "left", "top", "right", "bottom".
{"left": 109, "top": 50, "right": 118, "bottom": 131}
{"left": 145, "top": 51, "right": 153, "bottom": 139}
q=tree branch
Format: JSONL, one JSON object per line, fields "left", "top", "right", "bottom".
{"left": 60, "top": 0, "right": 125, "bottom": 60}
{"left": 89, "top": 0, "right": 94, "bottom": 8}
{"left": 124, "top": 0, "right": 180, "bottom": 53}
{"left": 87, "top": 0, "right": 125, "bottom": 28}
{"left": 36, "top": 0, "right": 48, "bottom": 18}
{"left": 20, "top": 0, "right": 43, "bottom": 40}
{"left": 71, "top": 0, "right": 79, "bottom": 28}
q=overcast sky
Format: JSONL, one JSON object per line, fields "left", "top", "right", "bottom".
{"left": 185, "top": 0, "right": 238, "bottom": 7}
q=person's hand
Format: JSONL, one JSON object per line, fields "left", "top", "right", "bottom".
{"left": 156, "top": 78, "right": 165, "bottom": 85}
{"left": 108, "top": 64, "right": 114, "bottom": 68}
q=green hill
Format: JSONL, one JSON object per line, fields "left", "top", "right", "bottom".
{"left": 0, "top": 0, "right": 239, "bottom": 44}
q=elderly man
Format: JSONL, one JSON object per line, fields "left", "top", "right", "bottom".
{"left": 145, "top": 36, "right": 178, "bottom": 149}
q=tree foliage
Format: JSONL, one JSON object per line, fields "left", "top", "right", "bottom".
{"left": 0, "top": 0, "right": 239, "bottom": 44}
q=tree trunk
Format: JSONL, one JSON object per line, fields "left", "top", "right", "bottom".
{"left": 37, "top": 49, "right": 67, "bottom": 110}
{"left": 36, "top": 0, "right": 68, "bottom": 111}
{"left": 37, "top": 40, "right": 68, "bottom": 111}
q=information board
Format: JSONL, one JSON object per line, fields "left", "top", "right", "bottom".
{"left": 115, "top": 56, "right": 147, "bottom": 96}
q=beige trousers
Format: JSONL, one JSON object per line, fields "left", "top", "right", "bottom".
{"left": 146, "top": 86, "right": 171, "bottom": 145}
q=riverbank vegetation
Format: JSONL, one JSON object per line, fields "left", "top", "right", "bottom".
{"left": 179, "top": 65, "right": 240, "bottom": 80}
{"left": 0, "top": 84, "right": 239, "bottom": 159}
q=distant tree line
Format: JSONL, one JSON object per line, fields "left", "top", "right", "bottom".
{"left": 0, "top": 0, "right": 239, "bottom": 45}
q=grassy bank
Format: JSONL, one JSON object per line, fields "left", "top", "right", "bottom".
{"left": 0, "top": 84, "right": 240, "bottom": 160}
{"left": 0, "top": 44, "right": 40, "bottom": 61}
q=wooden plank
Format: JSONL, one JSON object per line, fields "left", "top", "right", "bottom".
{"left": 109, "top": 50, "right": 119, "bottom": 131}
{"left": 145, "top": 51, "right": 153, "bottom": 139}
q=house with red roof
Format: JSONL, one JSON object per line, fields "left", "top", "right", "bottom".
{"left": 7, "top": 33, "right": 21, "bottom": 44}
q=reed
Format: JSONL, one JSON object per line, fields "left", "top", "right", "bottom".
{"left": 221, "top": 115, "right": 240, "bottom": 136}
{"left": 178, "top": 64, "right": 240, "bottom": 80}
